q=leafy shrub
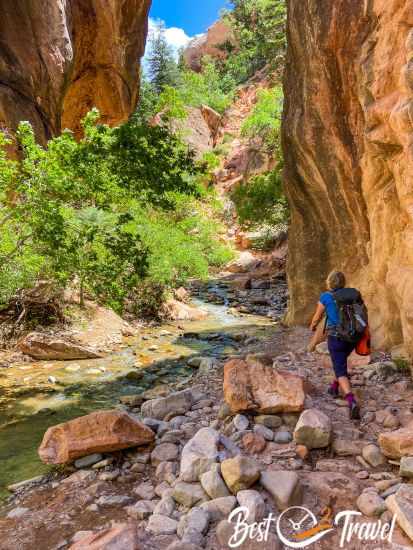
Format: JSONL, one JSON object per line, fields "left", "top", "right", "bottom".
{"left": 0, "top": 111, "right": 232, "bottom": 314}
{"left": 241, "top": 86, "right": 283, "bottom": 153}
{"left": 231, "top": 168, "right": 288, "bottom": 230}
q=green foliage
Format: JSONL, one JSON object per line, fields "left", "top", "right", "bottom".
{"left": 231, "top": 168, "right": 288, "bottom": 230}
{"left": 241, "top": 86, "right": 283, "bottom": 153}
{"left": 146, "top": 21, "right": 180, "bottom": 94}
{"left": 0, "top": 111, "right": 232, "bottom": 314}
{"left": 222, "top": 0, "right": 287, "bottom": 83}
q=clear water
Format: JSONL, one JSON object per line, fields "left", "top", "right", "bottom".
{"left": 0, "top": 299, "right": 276, "bottom": 499}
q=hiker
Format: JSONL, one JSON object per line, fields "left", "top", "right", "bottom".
{"left": 310, "top": 270, "right": 368, "bottom": 420}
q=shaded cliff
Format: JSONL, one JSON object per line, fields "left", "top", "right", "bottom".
{"left": 283, "top": 0, "right": 413, "bottom": 353}
{"left": 0, "top": 0, "right": 151, "bottom": 141}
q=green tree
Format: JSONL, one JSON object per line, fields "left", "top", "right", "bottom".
{"left": 147, "top": 22, "right": 179, "bottom": 94}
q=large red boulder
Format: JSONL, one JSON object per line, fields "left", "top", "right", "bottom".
{"left": 39, "top": 410, "right": 154, "bottom": 464}
{"left": 223, "top": 355, "right": 305, "bottom": 414}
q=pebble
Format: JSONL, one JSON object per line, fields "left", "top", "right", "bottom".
{"left": 273, "top": 431, "right": 292, "bottom": 444}
{"left": 146, "top": 514, "right": 178, "bottom": 535}
{"left": 74, "top": 453, "right": 103, "bottom": 469}
{"left": 6, "top": 507, "right": 30, "bottom": 519}
{"left": 233, "top": 414, "right": 249, "bottom": 431}
{"left": 253, "top": 424, "right": 274, "bottom": 441}
{"left": 135, "top": 481, "right": 155, "bottom": 500}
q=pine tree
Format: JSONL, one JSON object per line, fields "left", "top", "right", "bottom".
{"left": 147, "top": 22, "right": 179, "bottom": 95}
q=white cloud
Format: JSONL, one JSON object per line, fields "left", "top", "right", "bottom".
{"left": 145, "top": 18, "right": 193, "bottom": 63}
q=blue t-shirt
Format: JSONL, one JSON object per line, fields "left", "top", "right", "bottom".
{"left": 320, "top": 291, "right": 339, "bottom": 327}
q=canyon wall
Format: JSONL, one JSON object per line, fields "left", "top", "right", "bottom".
{"left": 283, "top": 0, "right": 413, "bottom": 354}
{"left": 0, "top": 0, "right": 151, "bottom": 142}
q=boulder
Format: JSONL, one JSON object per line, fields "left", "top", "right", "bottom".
{"left": 200, "top": 496, "right": 237, "bottom": 521}
{"left": 293, "top": 409, "right": 332, "bottom": 449}
{"left": 356, "top": 492, "right": 386, "bottom": 517}
{"left": 223, "top": 357, "right": 305, "bottom": 414}
{"left": 242, "top": 433, "right": 267, "bottom": 454}
{"left": 221, "top": 456, "right": 261, "bottom": 494}
{"left": 141, "top": 389, "right": 193, "bottom": 421}
{"left": 38, "top": 410, "right": 154, "bottom": 464}
{"left": 226, "top": 252, "right": 260, "bottom": 274}
{"left": 260, "top": 471, "right": 302, "bottom": 511}
{"left": 146, "top": 514, "right": 178, "bottom": 535}
{"left": 151, "top": 443, "right": 179, "bottom": 466}
{"left": 379, "top": 427, "right": 413, "bottom": 458}
{"left": 161, "top": 299, "right": 208, "bottom": 321}
{"left": 386, "top": 484, "right": 413, "bottom": 541}
{"left": 200, "top": 466, "right": 230, "bottom": 499}
{"left": 18, "top": 332, "right": 102, "bottom": 360}
{"left": 180, "top": 428, "right": 220, "bottom": 482}
{"left": 172, "top": 482, "right": 209, "bottom": 508}
{"left": 236, "top": 490, "right": 266, "bottom": 524}
{"left": 400, "top": 457, "right": 413, "bottom": 478}
{"left": 177, "top": 507, "right": 210, "bottom": 538}
{"left": 362, "top": 444, "right": 387, "bottom": 467}
{"left": 69, "top": 523, "right": 139, "bottom": 550}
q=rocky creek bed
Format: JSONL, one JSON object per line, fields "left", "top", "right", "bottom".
{"left": 1, "top": 274, "right": 413, "bottom": 549}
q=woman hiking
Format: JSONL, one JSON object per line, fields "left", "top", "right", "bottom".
{"left": 310, "top": 270, "right": 368, "bottom": 420}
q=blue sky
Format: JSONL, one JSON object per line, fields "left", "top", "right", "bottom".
{"left": 149, "top": 0, "right": 229, "bottom": 36}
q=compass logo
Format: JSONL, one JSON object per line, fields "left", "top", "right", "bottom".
{"left": 276, "top": 506, "right": 334, "bottom": 548}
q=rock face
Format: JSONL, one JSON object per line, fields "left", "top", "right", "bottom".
{"left": 38, "top": 410, "right": 155, "bottom": 464}
{"left": 283, "top": 0, "right": 413, "bottom": 355}
{"left": 183, "top": 20, "right": 234, "bottom": 72}
{"left": 223, "top": 356, "right": 305, "bottom": 414}
{"left": 18, "top": 332, "right": 102, "bottom": 360}
{"left": 0, "top": 0, "right": 151, "bottom": 142}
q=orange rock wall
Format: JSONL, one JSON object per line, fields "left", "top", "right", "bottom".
{"left": 0, "top": 0, "right": 151, "bottom": 141}
{"left": 283, "top": 0, "right": 413, "bottom": 354}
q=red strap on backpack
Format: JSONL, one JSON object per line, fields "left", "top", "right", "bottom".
{"left": 356, "top": 326, "right": 371, "bottom": 356}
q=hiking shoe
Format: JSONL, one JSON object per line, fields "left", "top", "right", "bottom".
{"left": 349, "top": 401, "right": 361, "bottom": 420}
{"left": 328, "top": 385, "right": 339, "bottom": 398}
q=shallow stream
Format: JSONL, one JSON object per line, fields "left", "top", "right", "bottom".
{"left": 0, "top": 292, "right": 278, "bottom": 499}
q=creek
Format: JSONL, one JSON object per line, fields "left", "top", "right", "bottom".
{"left": 0, "top": 280, "right": 282, "bottom": 499}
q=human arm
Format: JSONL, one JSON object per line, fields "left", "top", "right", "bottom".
{"left": 310, "top": 302, "right": 325, "bottom": 331}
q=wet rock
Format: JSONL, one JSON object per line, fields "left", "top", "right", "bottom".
{"left": 74, "top": 453, "right": 103, "bottom": 469}
{"left": 255, "top": 415, "right": 282, "bottom": 429}
{"left": 69, "top": 523, "right": 139, "bottom": 550}
{"left": 126, "top": 500, "right": 155, "bottom": 520}
{"left": 357, "top": 492, "right": 386, "bottom": 517}
{"left": 221, "top": 456, "right": 261, "bottom": 494}
{"left": 38, "top": 410, "right": 155, "bottom": 464}
{"left": 172, "top": 482, "right": 209, "bottom": 508}
{"left": 379, "top": 427, "right": 413, "bottom": 458}
{"left": 237, "top": 489, "right": 266, "bottom": 523}
{"left": 400, "top": 457, "right": 413, "bottom": 478}
{"left": 180, "top": 427, "right": 219, "bottom": 482}
{"left": 200, "top": 496, "right": 237, "bottom": 521}
{"left": 293, "top": 409, "right": 332, "bottom": 449}
{"left": 177, "top": 507, "right": 210, "bottom": 537}
{"left": 141, "top": 389, "right": 194, "bottom": 420}
{"left": 223, "top": 357, "right": 305, "bottom": 414}
{"left": 386, "top": 484, "right": 413, "bottom": 541}
{"left": 242, "top": 433, "right": 267, "bottom": 454}
{"left": 260, "top": 470, "right": 302, "bottom": 510}
{"left": 18, "top": 332, "right": 102, "bottom": 360}
{"left": 147, "top": 514, "right": 178, "bottom": 535}
{"left": 200, "top": 465, "right": 230, "bottom": 499}
{"left": 151, "top": 443, "right": 179, "bottom": 466}
{"left": 362, "top": 444, "right": 387, "bottom": 467}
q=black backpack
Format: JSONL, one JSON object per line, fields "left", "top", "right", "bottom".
{"left": 330, "top": 288, "right": 368, "bottom": 343}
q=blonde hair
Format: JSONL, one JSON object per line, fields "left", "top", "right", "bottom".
{"left": 326, "top": 270, "right": 346, "bottom": 290}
